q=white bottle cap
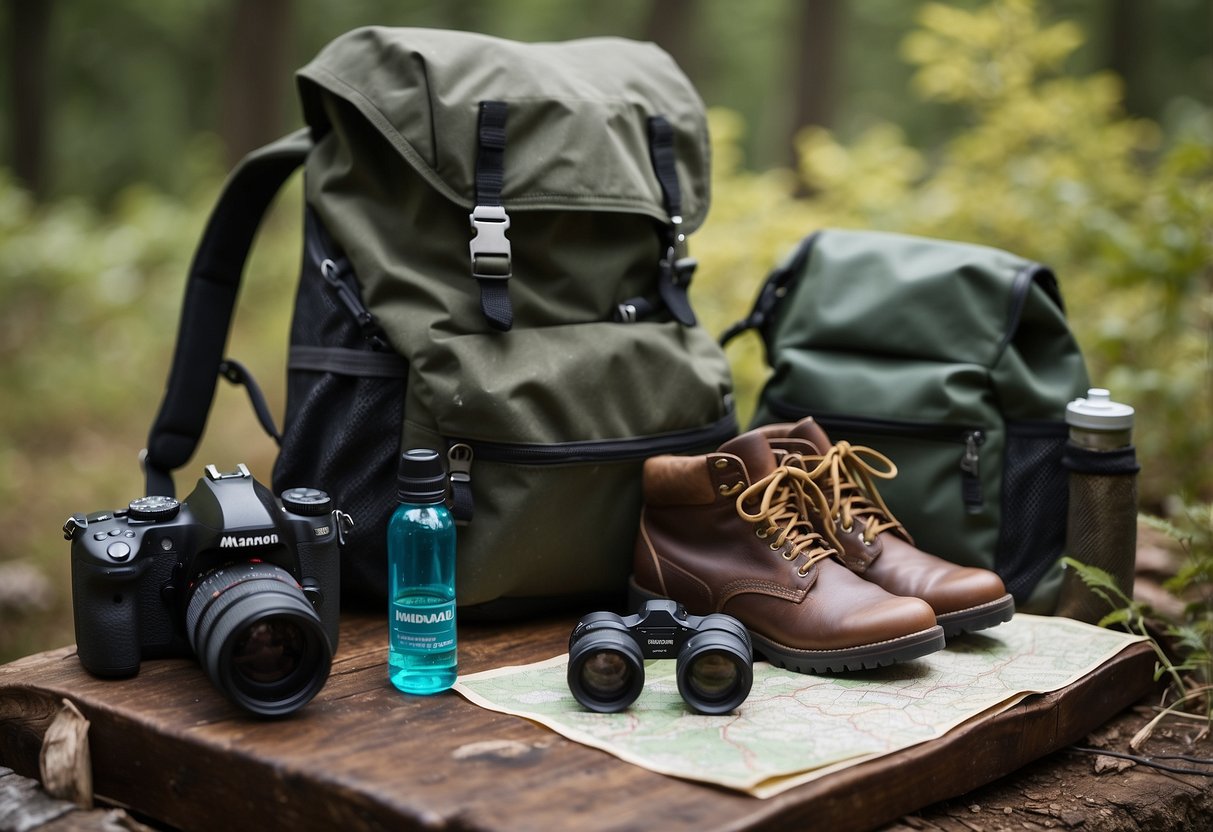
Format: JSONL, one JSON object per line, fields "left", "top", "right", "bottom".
{"left": 1066, "top": 388, "right": 1134, "bottom": 430}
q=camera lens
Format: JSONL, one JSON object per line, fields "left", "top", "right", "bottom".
{"left": 675, "top": 616, "right": 753, "bottom": 715}
{"left": 186, "top": 562, "right": 332, "bottom": 717}
{"left": 567, "top": 615, "right": 644, "bottom": 713}
{"left": 230, "top": 616, "right": 308, "bottom": 685}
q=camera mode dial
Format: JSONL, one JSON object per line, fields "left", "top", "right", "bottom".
{"left": 127, "top": 495, "right": 181, "bottom": 523}
{"left": 281, "top": 487, "right": 332, "bottom": 516}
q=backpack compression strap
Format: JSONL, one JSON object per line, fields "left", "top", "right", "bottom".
{"left": 143, "top": 129, "right": 313, "bottom": 498}
{"left": 614, "top": 116, "right": 699, "bottom": 326}
{"left": 647, "top": 115, "right": 697, "bottom": 327}
{"left": 469, "top": 101, "right": 513, "bottom": 332}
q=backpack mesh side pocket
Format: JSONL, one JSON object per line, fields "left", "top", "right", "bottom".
{"left": 994, "top": 421, "right": 1069, "bottom": 602}
{"left": 272, "top": 210, "right": 406, "bottom": 607}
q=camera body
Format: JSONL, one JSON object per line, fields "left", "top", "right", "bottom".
{"left": 66, "top": 464, "right": 343, "bottom": 679}
{"left": 567, "top": 599, "right": 753, "bottom": 715}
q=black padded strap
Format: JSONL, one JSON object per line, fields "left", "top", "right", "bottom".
{"left": 144, "top": 129, "right": 311, "bottom": 497}
{"left": 469, "top": 101, "right": 513, "bottom": 332}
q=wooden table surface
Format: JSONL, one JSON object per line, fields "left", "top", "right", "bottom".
{"left": 0, "top": 613, "right": 1156, "bottom": 832}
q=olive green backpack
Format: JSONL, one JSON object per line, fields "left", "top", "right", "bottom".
{"left": 724, "top": 230, "right": 1089, "bottom": 611}
{"left": 142, "top": 28, "right": 737, "bottom": 616}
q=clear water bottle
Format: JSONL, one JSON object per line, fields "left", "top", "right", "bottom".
{"left": 388, "top": 449, "right": 457, "bottom": 694}
{"left": 1056, "top": 389, "right": 1140, "bottom": 623}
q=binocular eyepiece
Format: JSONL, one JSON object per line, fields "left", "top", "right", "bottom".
{"left": 567, "top": 599, "right": 753, "bottom": 715}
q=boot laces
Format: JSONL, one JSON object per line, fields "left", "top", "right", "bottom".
{"left": 802, "top": 441, "right": 909, "bottom": 545}
{"left": 734, "top": 460, "right": 838, "bottom": 576}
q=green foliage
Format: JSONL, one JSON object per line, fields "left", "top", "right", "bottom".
{"left": 698, "top": 0, "right": 1213, "bottom": 504}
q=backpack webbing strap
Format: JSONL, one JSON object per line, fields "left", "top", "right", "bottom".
{"left": 646, "top": 115, "right": 696, "bottom": 327}
{"left": 144, "top": 129, "right": 312, "bottom": 497}
{"left": 469, "top": 101, "right": 513, "bottom": 332}
{"left": 647, "top": 116, "right": 683, "bottom": 221}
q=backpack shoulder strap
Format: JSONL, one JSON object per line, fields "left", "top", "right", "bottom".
{"left": 143, "top": 129, "right": 312, "bottom": 497}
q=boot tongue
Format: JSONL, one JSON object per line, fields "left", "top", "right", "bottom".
{"left": 718, "top": 431, "right": 776, "bottom": 480}
{"left": 788, "top": 417, "right": 833, "bottom": 453}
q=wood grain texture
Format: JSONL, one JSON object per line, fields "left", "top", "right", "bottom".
{"left": 0, "top": 615, "right": 1157, "bottom": 832}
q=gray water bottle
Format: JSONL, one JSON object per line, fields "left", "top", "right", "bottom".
{"left": 1055, "top": 388, "right": 1140, "bottom": 623}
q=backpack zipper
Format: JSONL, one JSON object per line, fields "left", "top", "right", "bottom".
{"left": 444, "top": 410, "right": 738, "bottom": 524}
{"left": 768, "top": 400, "right": 987, "bottom": 514}
{"left": 306, "top": 208, "right": 391, "bottom": 350}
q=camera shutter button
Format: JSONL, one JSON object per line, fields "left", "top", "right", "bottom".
{"left": 281, "top": 487, "right": 332, "bottom": 516}
{"left": 106, "top": 541, "right": 132, "bottom": 561}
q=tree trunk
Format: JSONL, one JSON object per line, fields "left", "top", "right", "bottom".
{"left": 642, "top": 0, "right": 702, "bottom": 83}
{"left": 219, "top": 0, "right": 294, "bottom": 167}
{"left": 6, "top": 0, "right": 53, "bottom": 198}
{"left": 1107, "top": 0, "right": 1149, "bottom": 118}
{"left": 788, "top": 0, "right": 843, "bottom": 166}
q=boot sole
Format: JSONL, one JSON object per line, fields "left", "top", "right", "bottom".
{"left": 749, "top": 626, "right": 946, "bottom": 674}
{"left": 936, "top": 593, "right": 1015, "bottom": 640}
{"left": 628, "top": 577, "right": 946, "bottom": 674}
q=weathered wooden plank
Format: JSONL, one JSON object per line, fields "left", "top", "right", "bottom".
{"left": 0, "top": 616, "right": 1157, "bottom": 832}
{"left": 0, "top": 766, "right": 74, "bottom": 832}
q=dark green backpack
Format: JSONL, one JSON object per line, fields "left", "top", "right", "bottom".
{"left": 143, "top": 28, "right": 736, "bottom": 616}
{"left": 724, "top": 230, "right": 1089, "bottom": 611}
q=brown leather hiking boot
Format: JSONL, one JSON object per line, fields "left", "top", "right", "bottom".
{"left": 760, "top": 418, "right": 1015, "bottom": 638}
{"left": 630, "top": 430, "right": 945, "bottom": 673}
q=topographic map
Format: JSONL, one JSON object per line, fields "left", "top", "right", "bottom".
{"left": 454, "top": 614, "right": 1145, "bottom": 797}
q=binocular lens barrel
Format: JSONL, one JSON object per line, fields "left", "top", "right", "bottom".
{"left": 567, "top": 627, "right": 645, "bottom": 713}
{"left": 676, "top": 635, "right": 753, "bottom": 715}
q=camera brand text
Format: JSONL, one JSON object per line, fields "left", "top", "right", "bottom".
{"left": 219, "top": 533, "right": 280, "bottom": 548}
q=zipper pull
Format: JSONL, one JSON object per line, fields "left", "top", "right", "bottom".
{"left": 319, "top": 258, "right": 390, "bottom": 350}
{"left": 960, "top": 430, "right": 984, "bottom": 514}
{"left": 447, "top": 443, "right": 474, "bottom": 526}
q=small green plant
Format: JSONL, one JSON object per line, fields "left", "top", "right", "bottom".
{"left": 1065, "top": 504, "right": 1213, "bottom": 746}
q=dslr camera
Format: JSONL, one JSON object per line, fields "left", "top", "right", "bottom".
{"left": 567, "top": 599, "right": 753, "bottom": 715}
{"left": 65, "top": 464, "right": 349, "bottom": 717}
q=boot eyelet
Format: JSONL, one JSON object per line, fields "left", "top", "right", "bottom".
{"left": 862, "top": 535, "right": 874, "bottom": 546}
{"left": 755, "top": 527, "right": 770, "bottom": 539}
{"left": 719, "top": 481, "right": 743, "bottom": 496}
{"left": 797, "top": 566, "right": 811, "bottom": 577}
{"left": 713, "top": 458, "right": 729, "bottom": 470}
{"left": 840, "top": 522, "right": 853, "bottom": 534}
{"left": 769, "top": 542, "right": 782, "bottom": 552}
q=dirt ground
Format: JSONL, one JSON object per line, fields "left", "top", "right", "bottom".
{"left": 885, "top": 701, "right": 1213, "bottom": 832}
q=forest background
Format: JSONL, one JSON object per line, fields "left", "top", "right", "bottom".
{"left": 0, "top": 0, "right": 1210, "bottom": 662}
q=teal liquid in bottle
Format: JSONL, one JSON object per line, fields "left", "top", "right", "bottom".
{"left": 388, "top": 449, "right": 457, "bottom": 694}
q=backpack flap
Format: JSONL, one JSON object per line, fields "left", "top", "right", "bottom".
{"left": 296, "top": 27, "right": 709, "bottom": 225}
{"left": 295, "top": 27, "right": 709, "bottom": 334}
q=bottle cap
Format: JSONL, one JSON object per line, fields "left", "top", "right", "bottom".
{"left": 396, "top": 449, "right": 448, "bottom": 504}
{"left": 1066, "top": 388, "right": 1134, "bottom": 431}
